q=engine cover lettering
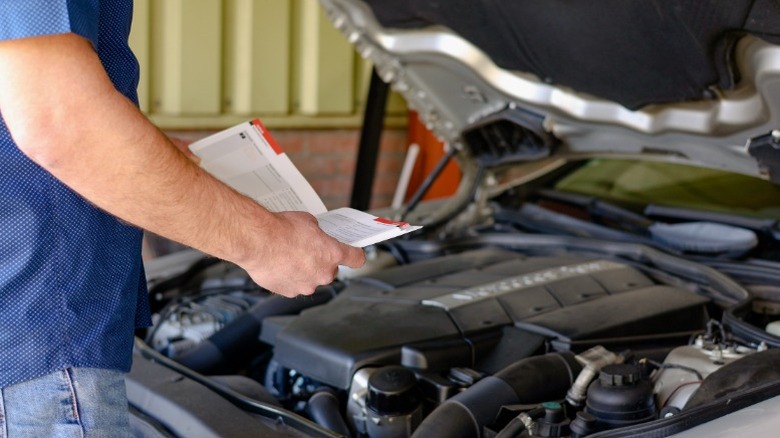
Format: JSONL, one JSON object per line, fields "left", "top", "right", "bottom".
{"left": 421, "top": 260, "right": 625, "bottom": 310}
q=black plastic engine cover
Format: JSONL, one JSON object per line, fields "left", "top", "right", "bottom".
{"left": 268, "top": 248, "right": 709, "bottom": 389}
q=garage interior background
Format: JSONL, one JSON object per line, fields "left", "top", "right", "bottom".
{"left": 129, "top": 0, "right": 462, "bottom": 212}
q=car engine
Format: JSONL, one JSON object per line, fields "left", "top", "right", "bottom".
{"left": 139, "top": 205, "right": 780, "bottom": 437}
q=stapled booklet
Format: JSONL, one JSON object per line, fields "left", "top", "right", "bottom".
{"left": 188, "top": 119, "right": 421, "bottom": 247}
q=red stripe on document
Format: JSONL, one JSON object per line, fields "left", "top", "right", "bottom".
{"left": 374, "top": 217, "right": 409, "bottom": 228}
{"left": 251, "top": 118, "right": 283, "bottom": 155}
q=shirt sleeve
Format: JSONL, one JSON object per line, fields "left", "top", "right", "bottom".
{"left": 0, "top": 0, "right": 98, "bottom": 46}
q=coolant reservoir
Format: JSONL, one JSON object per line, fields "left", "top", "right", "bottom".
{"left": 652, "top": 342, "right": 753, "bottom": 413}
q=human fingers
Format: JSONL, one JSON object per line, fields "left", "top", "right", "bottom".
{"left": 339, "top": 243, "right": 366, "bottom": 269}
{"left": 168, "top": 135, "right": 200, "bottom": 164}
{"left": 275, "top": 284, "right": 318, "bottom": 298}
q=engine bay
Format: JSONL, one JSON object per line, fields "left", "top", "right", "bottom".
{"left": 136, "top": 178, "right": 780, "bottom": 437}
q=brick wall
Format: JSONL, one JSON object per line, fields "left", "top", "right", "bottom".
{"left": 169, "top": 127, "right": 409, "bottom": 211}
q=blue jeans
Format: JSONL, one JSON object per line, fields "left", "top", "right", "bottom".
{"left": 0, "top": 368, "right": 130, "bottom": 437}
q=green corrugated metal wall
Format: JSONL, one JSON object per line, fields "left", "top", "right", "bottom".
{"left": 129, "top": 0, "right": 406, "bottom": 130}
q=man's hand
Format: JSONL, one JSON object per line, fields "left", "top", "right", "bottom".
{"left": 242, "top": 211, "right": 366, "bottom": 297}
{"left": 168, "top": 135, "right": 200, "bottom": 164}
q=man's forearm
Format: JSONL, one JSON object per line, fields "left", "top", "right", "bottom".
{"left": 0, "top": 33, "right": 364, "bottom": 296}
{"left": 0, "top": 34, "right": 272, "bottom": 266}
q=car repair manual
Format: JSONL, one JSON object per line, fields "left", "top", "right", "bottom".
{"left": 189, "top": 119, "right": 421, "bottom": 248}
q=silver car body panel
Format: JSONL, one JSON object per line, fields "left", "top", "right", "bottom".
{"left": 321, "top": 0, "right": 780, "bottom": 179}
{"left": 669, "top": 395, "right": 780, "bottom": 437}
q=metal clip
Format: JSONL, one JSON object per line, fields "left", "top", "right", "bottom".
{"left": 746, "top": 130, "right": 780, "bottom": 183}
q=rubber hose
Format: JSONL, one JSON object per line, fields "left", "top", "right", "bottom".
{"left": 306, "top": 389, "right": 352, "bottom": 438}
{"left": 493, "top": 417, "right": 526, "bottom": 438}
{"left": 175, "top": 286, "right": 337, "bottom": 373}
{"left": 411, "top": 352, "right": 581, "bottom": 438}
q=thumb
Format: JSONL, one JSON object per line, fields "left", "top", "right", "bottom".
{"left": 340, "top": 244, "right": 366, "bottom": 268}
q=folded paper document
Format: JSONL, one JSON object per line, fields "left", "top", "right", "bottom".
{"left": 189, "top": 119, "right": 421, "bottom": 247}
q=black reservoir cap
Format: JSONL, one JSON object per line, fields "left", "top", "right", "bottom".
{"left": 367, "top": 366, "right": 421, "bottom": 416}
{"left": 599, "top": 364, "right": 641, "bottom": 387}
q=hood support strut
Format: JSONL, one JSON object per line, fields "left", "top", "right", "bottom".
{"left": 350, "top": 68, "right": 390, "bottom": 211}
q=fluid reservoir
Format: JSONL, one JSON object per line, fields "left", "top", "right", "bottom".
{"left": 585, "top": 363, "right": 656, "bottom": 431}
{"left": 365, "top": 366, "right": 423, "bottom": 438}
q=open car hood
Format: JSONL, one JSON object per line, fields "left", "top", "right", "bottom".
{"left": 129, "top": 4, "right": 780, "bottom": 436}
{"left": 321, "top": 0, "right": 780, "bottom": 181}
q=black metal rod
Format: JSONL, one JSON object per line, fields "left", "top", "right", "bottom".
{"left": 350, "top": 68, "right": 390, "bottom": 211}
{"left": 400, "top": 147, "right": 456, "bottom": 221}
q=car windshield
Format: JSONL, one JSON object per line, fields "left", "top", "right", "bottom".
{"left": 554, "top": 159, "right": 780, "bottom": 219}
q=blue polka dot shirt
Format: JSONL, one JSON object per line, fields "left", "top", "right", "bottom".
{"left": 0, "top": 0, "right": 152, "bottom": 387}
